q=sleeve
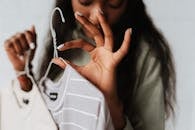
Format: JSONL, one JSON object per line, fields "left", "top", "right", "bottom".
{"left": 129, "top": 50, "right": 165, "bottom": 130}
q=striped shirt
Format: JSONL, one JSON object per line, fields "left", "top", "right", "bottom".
{"left": 41, "top": 64, "right": 114, "bottom": 130}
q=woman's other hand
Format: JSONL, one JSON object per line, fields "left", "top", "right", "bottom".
{"left": 4, "top": 26, "right": 36, "bottom": 71}
{"left": 4, "top": 26, "right": 37, "bottom": 91}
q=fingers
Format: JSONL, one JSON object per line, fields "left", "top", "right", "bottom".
{"left": 12, "top": 36, "right": 24, "bottom": 55}
{"left": 113, "top": 28, "right": 132, "bottom": 63}
{"left": 74, "top": 12, "right": 104, "bottom": 47}
{"left": 4, "top": 39, "right": 21, "bottom": 64}
{"left": 16, "top": 33, "right": 29, "bottom": 51}
{"left": 96, "top": 10, "right": 114, "bottom": 51}
{"left": 51, "top": 58, "right": 67, "bottom": 69}
{"left": 57, "top": 39, "right": 95, "bottom": 53}
{"left": 74, "top": 11, "right": 114, "bottom": 51}
{"left": 52, "top": 57, "right": 82, "bottom": 73}
{"left": 4, "top": 26, "right": 37, "bottom": 70}
{"left": 24, "top": 26, "right": 37, "bottom": 50}
{"left": 4, "top": 26, "right": 36, "bottom": 54}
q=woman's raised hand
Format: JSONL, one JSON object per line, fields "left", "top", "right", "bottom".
{"left": 53, "top": 10, "right": 132, "bottom": 129}
{"left": 55, "top": 10, "right": 131, "bottom": 99}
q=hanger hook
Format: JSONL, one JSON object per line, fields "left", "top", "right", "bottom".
{"left": 50, "top": 7, "right": 65, "bottom": 37}
{"left": 50, "top": 7, "right": 65, "bottom": 58}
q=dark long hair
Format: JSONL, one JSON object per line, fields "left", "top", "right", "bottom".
{"left": 38, "top": 0, "right": 176, "bottom": 118}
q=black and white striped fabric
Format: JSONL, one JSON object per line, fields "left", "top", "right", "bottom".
{"left": 40, "top": 64, "right": 114, "bottom": 130}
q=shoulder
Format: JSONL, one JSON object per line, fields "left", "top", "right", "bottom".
{"left": 136, "top": 38, "right": 161, "bottom": 71}
{"left": 135, "top": 38, "right": 163, "bottom": 87}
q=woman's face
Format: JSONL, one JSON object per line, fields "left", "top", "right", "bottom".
{"left": 71, "top": 0, "right": 127, "bottom": 27}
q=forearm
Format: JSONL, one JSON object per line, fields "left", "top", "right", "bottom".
{"left": 107, "top": 97, "right": 125, "bottom": 130}
{"left": 100, "top": 71, "right": 126, "bottom": 129}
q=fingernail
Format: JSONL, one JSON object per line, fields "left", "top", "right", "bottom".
{"left": 29, "top": 42, "right": 35, "bottom": 50}
{"left": 75, "top": 11, "right": 83, "bottom": 18}
{"left": 57, "top": 44, "right": 64, "bottom": 50}
{"left": 128, "top": 28, "right": 132, "bottom": 35}
{"left": 19, "top": 55, "right": 24, "bottom": 61}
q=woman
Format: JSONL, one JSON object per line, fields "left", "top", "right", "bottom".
{"left": 4, "top": 0, "right": 176, "bottom": 129}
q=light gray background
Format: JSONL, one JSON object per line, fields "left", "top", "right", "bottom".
{"left": 0, "top": 0, "right": 194, "bottom": 130}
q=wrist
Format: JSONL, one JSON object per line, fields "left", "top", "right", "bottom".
{"left": 105, "top": 94, "right": 125, "bottom": 129}
{"left": 15, "top": 62, "right": 34, "bottom": 79}
{"left": 17, "top": 74, "right": 33, "bottom": 92}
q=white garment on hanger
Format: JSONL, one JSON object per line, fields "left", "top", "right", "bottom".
{"left": 0, "top": 79, "right": 57, "bottom": 130}
{"left": 40, "top": 64, "right": 114, "bottom": 130}
{"left": 38, "top": 6, "right": 114, "bottom": 130}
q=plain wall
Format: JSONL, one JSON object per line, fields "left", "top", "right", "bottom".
{"left": 144, "top": 0, "right": 195, "bottom": 130}
{"left": 0, "top": 0, "right": 195, "bottom": 130}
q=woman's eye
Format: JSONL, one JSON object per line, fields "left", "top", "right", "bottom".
{"left": 108, "top": 0, "right": 125, "bottom": 9}
{"left": 79, "top": 0, "right": 93, "bottom": 6}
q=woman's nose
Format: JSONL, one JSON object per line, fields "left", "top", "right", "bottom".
{"left": 88, "top": 5, "right": 105, "bottom": 26}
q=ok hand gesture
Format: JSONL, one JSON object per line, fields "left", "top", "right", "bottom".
{"left": 53, "top": 10, "right": 132, "bottom": 129}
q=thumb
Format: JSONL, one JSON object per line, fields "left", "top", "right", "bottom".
{"left": 51, "top": 58, "right": 67, "bottom": 69}
{"left": 51, "top": 57, "right": 82, "bottom": 73}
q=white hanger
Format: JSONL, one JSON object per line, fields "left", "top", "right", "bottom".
{"left": 40, "top": 7, "right": 66, "bottom": 85}
{"left": 50, "top": 7, "right": 65, "bottom": 58}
